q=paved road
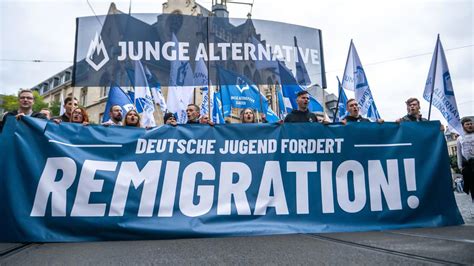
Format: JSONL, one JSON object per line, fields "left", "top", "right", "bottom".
{"left": 1, "top": 193, "right": 473, "bottom": 265}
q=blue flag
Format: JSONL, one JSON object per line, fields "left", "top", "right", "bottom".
{"left": 277, "top": 62, "right": 324, "bottom": 113}
{"left": 218, "top": 67, "right": 279, "bottom": 122}
{"left": 102, "top": 84, "right": 134, "bottom": 123}
{"left": 212, "top": 91, "right": 226, "bottom": 124}
{"left": 336, "top": 83, "right": 348, "bottom": 122}
{"left": 277, "top": 88, "right": 287, "bottom": 119}
{"left": 423, "top": 35, "right": 462, "bottom": 135}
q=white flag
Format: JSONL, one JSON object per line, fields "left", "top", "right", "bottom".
{"left": 167, "top": 33, "right": 194, "bottom": 124}
{"left": 59, "top": 93, "right": 65, "bottom": 116}
{"left": 341, "top": 40, "right": 381, "bottom": 120}
{"left": 132, "top": 60, "right": 156, "bottom": 128}
{"left": 194, "top": 57, "right": 211, "bottom": 116}
{"left": 143, "top": 65, "right": 167, "bottom": 113}
{"left": 423, "top": 35, "right": 462, "bottom": 135}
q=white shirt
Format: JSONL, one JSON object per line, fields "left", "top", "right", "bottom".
{"left": 101, "top": 119, "right": 122, "bottom": 126}
{"left": 457, "top": 132, "right": 474, "bottom": 169}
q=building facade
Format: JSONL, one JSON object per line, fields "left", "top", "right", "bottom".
{"left": 33, "top": 0, "right": 335, "bottom": 124}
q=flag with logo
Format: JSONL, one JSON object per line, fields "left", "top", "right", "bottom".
{"left": 423, "top": 35, "right": 462, "bottom": 135}
{"left": 167, "top": 33, "right": 194, "bottom": 124}
{"left": 194, "top": 57, "right": 211, "bottom": 117}
{"left": 102, "top": 84, "right": 134, "bottom": 123}
{"left": 277, "top": 62, "right": 323, "bottom": 113}
{"left": 218, "top": 67, "right": 279, "bottom": 122}
{"left": 143, "top": 65, "right": 167, "bottom": 113}
{"left": 341, "top": 40, "right": 381, "bottom": 121}
{"left": 127, "top": 60, "right": 156, "bottom": 128}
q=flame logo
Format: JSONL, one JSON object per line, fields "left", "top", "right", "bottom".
{"left": 85, "top": 32, "right": 109, "bottom": 71}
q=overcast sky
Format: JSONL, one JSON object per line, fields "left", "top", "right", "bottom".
{"left": 0, "top": 0, "right": 472, "bottom": 122}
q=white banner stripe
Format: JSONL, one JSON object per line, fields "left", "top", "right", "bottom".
{"left": 354, "top": 143, "right": 412, "bottom": 147}
{"left": 49, "top": 140, "right": 122, "bottom": 148}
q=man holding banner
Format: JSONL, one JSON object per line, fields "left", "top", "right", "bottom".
{"left": 397, "top": 98, "right": 427, "bottom": 123}
{"left": 102, "top": 105, "right": 124, "bottom": 126}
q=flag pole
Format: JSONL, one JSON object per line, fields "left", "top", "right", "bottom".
{"left": 428, "top": 34, "right": 440, "bottom": 121}
{"left": 275, "top": 85, "right": 281, "bottom": 119}
{"left": 206, "top": 15, "right": 212, "bottom": 122}
{"left": 216, "top": 67, "right": 226, "bottom": 121}
{"left": 334, "top": 40, "right": 352, "bottom": 122}
{"left": 333, "top": 76, "right": 343, "bottom": 122}
{"left": 256, "top": 85, "right": 264, "bottom": 123}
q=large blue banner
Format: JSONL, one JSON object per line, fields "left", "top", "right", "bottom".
{"left": 0, "top": 117, "right": 463, "bottom": 242}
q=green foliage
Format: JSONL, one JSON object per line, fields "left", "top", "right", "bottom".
{"left": 50, "top": 100, "right": 61, "bottom": 116}
{"left": 1, "top": 95, "right": 18, "bottom": 112}
{"left": 449, "top": 155, "right": 461, "bottom": 174}
{"left": 32, "top": 91, "right": 48, "bottom": 112}
{"left": 0, "top": 91, "right": 48, "bottom": 112}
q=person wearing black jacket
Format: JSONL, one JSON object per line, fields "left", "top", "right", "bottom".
{"left": 0, "top": 89, "right": 47, "bottom": 132}
{"left": 342, "top": 98, "right": 384, "bottom": 124}
{"left": 284, "top": 91, "right": 318, "bottom": 123}
{"left": 51, "top": 96, "right": 78, "bottom": 123}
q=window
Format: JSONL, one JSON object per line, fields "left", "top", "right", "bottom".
{"left": 100, "top": 86, "right": 109, "bottom": 98}
{"left": 53, "top": 77, "right": 60, "bottom": 88}
{"left": 64, "top": 72, "right": 71, "bottom": 82}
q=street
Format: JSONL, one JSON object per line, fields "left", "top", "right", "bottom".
{"left": 1, "top": 193, "right": 472, "bottom": 265}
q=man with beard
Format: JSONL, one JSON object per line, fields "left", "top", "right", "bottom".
{"left": 284, "top": 91, "right": 318, "bottom": 123}
{"left": 0, "top": 89, "right": 47, "bottom": 132}
{"left": 457, "top": 117, "right": 474, "bottom": 209}
{"left": 102, "top": 105, "right": 123, "bottom": 126}
{"left": 52, "top": 96, "right": 78, "bottom": 123}
{"left": 342, "top": 99, "right": 384, "bottom": 124}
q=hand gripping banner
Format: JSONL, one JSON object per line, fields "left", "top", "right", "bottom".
{"left": 0, "top": 117, "right": 463, "bottom": 242}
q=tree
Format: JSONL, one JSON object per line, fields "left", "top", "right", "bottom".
{"left": 50, "top": 100, "right": 61, "bottom": 116}
{"left": 1, "top": 95, "right": 18, "bottom": 112}
{"left": 32, "top": 91, "right": 48, "bottom": 112}
{"left": 0, "top": 91, "right": 48, "bottom": 112}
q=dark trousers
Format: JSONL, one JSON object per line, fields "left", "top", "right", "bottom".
{"left": 462, "top": 159, "right": 474, "bottom": 200}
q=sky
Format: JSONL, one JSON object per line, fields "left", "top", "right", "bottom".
{"left": 0, "top": 0, "right": 472, "bottom": 122}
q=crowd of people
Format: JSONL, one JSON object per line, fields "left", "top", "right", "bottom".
{"left": 0, "top": 89, "right": 438, "bottom": 130}
{"left": 0, "top": 88, "right": 473, "bottom": 204}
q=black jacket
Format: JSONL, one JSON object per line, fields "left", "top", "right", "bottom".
{"left": 51, "top": 113, "right": 70, "bottom": 122}
{"left": 0, "top": 110, "right": 47, "bottom": 132}
{"left": 344, "top": 115, "right": 370, "bottom": 123}
{"left": 284, "top": 110, "right": 318, "bottom": 123}
{"left": 400, "top": 114, "right": 427, "bottom": 122}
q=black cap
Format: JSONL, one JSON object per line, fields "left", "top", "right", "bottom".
{"left": 296, "top": 90, "right": 309, "bottom": 97}
{"left": 163, "top": 112, "right": 176, "bottom": 123}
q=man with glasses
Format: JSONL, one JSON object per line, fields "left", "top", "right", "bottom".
{"left": 0, "top": 89, "right": 47, "bottom": 132}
